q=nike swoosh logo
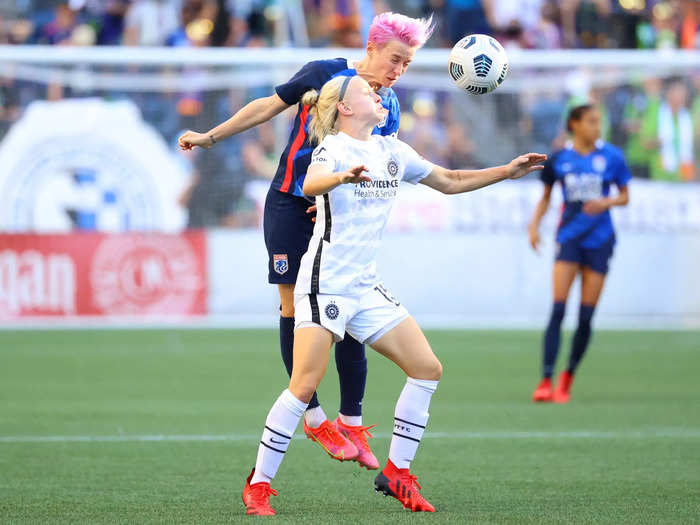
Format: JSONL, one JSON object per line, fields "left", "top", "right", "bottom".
{"left": 270, "top": 437, "right": 288, "bottom": 445}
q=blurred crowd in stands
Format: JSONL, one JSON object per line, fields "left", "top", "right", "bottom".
{"left": 0, "top": 0, "right": 698, "bottom": 228}
{"left": 0, "top": 0, "right": 697, "bottom": 49}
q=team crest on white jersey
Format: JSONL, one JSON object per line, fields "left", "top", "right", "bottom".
{"left": 387, "top": 159, "right": 399, "bottom": 177}
{"left": 592, "top": 155, "right": 607, "bottom": 173}
{"left": 325, "top": 301, "right": 339, "bottom": 320}
{"left": 273, "top": 254, "right": 288, "bottom": 275}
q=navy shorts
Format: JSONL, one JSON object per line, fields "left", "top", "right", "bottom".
{"left": 263, "top": 188, "right": 314, "bottom": 284}
{"left": 555, "top": 235, "right": 615, "bottom": 275}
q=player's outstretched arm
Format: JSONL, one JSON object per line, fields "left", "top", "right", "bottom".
{"left": 419, "top": 153, "right": 547, "bottom": 195}
{"left": 178, "top": 94, "right": 290, "bottom": 150}
{"left": 303, "top": 164, "right": 371, "bottom": 196}
{"left": 528, "top": 183, "right": 553, "bottom": 252}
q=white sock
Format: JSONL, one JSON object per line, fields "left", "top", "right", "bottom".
{"left": 339, "top": 413, "right": 362, "bottom": 427}
{"left": 303, "top": 405, "right": 327, "bottom": 428}
{"left": 389, "top": 377, "right": 439, "bottom": 470}
{"left": 250, "top": 389, "right": 307, "bottom": 485}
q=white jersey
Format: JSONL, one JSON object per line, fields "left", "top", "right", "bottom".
{"left": 295, "top": 132, "right": 434, "bottom": 296}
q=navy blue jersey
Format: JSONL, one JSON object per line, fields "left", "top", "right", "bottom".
{"left": 541, "top": 140, "right": 631, "bottom": 248}
{"left": 272, "top": 58, "right": 401, "bottom": 197}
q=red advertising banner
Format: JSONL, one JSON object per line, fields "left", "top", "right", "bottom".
{"left": 0, "top": 232, "right": 207, "bottom": 318}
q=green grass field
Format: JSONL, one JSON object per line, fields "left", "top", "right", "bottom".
{"left": 1, "top": 329, "right": 699, "bottom": 524}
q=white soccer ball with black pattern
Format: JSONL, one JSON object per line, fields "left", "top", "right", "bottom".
{"left": 448, "top": 34, "right": 509, "bottom": 95}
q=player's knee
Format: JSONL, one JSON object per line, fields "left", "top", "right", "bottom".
{"left": 280, "top": 303, "right": 295, "bottom": 317}
{"left": 415, "top": 358, "right": 442, "bottom": 381}
{"left": 292, "top": 389, "right": 315, "bottom": 404}
{"left": 431, "top": 359, "right": 443, "bottom": 380}
{"left": 279, "top": 297, "right": 295, "bottom": 317}
{"left": 288, "top": 378, "right": 317, "bottom": 403}
{"left": 278, "top": 285, "right": 296, "bottom": 317}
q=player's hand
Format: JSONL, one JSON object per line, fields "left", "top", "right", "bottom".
{"left": 306, "top": 205, "right": 317, "bottom": 223}
{"left": 339, "top": 165, "right": 371, "bottom": 184}
{"left": 582, "top": 199, "right": 610, "bottom": 215}
{"left": 178, "top": 130, "right": 213, "bottom": 151}
{"left": 528, "top": 226, "right": 541, "bottom": 253}
{"left": 507, "top": 153, "right": 547, "bottom": 179}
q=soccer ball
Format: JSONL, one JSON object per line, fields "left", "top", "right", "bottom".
{"left": 448, "top": 34, "right": 509, "bottom": 95}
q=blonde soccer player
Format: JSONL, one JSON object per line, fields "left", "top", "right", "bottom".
{"left": 241, "top": 74, "right": 546, "bottom": 515}
{"left": 179, "top": 13, "right": 434, "bottom": 469}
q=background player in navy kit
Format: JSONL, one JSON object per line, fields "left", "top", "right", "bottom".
{"left": 178, "top": 12, "right": 434, "bottom": 468}
{"left": 529, "top": 104, "right": 631, "bottom": 403}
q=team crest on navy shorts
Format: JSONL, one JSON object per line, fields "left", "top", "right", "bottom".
{"left": 273, "top": 254, "right": 288, "bottom": 275}
{"left": 387, "top": 159, "right": 399, "bottom": 177}
{"left": 325, "top": 301, "right": 339, "bottom": 320}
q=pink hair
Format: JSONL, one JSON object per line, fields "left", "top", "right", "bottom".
{"left": 368, "top": 12, "right": 434, "bottom": 49}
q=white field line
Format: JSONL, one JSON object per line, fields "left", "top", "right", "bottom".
{"left": 1, "top": 429, "right": 699, "bottom": 444}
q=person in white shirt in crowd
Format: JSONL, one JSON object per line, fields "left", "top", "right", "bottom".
{"left": 123, "top": 0, "right": 179, "bottom": 46}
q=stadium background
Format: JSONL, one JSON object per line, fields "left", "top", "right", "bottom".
{"left": 0, "top": 0, "right": 698, "bottom": 328}
{"left": 1, "top": 2, "right": 699, "bottom": 523}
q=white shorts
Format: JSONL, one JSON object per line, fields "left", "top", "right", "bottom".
{"left": 294, "top": 284, "right": 410, "bottom": 345}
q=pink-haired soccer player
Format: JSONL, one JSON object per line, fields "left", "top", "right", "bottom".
{"left": 177, "top": 11, "right": 434, "bottom": 502}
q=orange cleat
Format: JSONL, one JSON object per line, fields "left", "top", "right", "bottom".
{"left": 334, "top": 417, "right": 380, "bottom": 470}
{"left": 303, "top": 419, "right": 359, "bottom": 461}
{"left": 374, "top": 459, "right": 435, "bottom": 512}
{"left": 242, "top": 469, "right": 277, "bottom": 516}
{"left": 553, "top": 371, "right": 573, "bottom": 403}
{"left": 532, "top": 377, "right": 553, "bottom": 402}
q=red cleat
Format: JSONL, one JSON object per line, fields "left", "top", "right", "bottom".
{"left": 303, "top": 419, "right": 358, "bottom": 461}
{"left": 374, "top": 459, "right": 435, "bottom": 512}
{"left": 334, "top": 418, "right": 380, "bottom": 470}
{"left": 553, "top": 371, "right": 573, "bottom": 403}
{"left": 532, "top": 377, "right": 553, "bottom": 402}
{"left": 242, "top": 469, "right": 277, "bottom": 516}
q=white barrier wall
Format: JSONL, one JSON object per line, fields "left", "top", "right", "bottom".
{"left": 2, "top": 180, "right": 698, "bottom": 328}
{"left": 209, "top": 180, "right": 700, "bottom": 329}
{"left": 0, "top": 99, "right": 189, "bottom": 233}
{"left": 207, "top": 230, "right": 700, "bottom": 329}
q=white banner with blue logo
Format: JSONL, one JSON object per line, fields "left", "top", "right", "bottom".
{"left": 0, "top": 98, "right": 189, "bottom": 232}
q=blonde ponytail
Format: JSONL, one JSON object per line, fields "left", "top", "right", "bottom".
{"left": 300, "top": 89, "right": 319, "bottom": 107}
{"left": 301, "top": 75, "right": 349, "bottom": 145}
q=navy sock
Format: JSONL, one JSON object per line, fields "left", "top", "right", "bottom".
{"left": 280, "top": 316, "right": 319, "bottom": 409}
{"left": 567, "top": 304, "right": 595, "bottom": 374}
{"left": 334, "top": 334, "right": 367, "bottom": 417}
{"left": 543, "top": 302, "right": 566, "bottom": 379}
